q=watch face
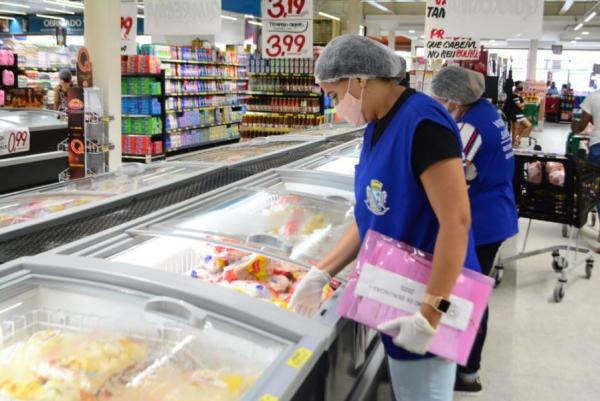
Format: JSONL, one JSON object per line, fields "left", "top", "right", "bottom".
{"left": 438, "top": 299, "right": 451, "bottom": 313}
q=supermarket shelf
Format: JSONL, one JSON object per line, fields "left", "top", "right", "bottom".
{"left": 121, "top": 133, "right": 163, "bottom": 137}
{"left": 249, "top": 72, "right": 314, "bottom": 77}
{"left": 122, "top": 73, "right": 162, "bottom": 77}
{"left": 161, "top": 59, "right": 247, "bottom": 67}
{"left": 164, "top": 91, "right": 246, "bottom": 97}
{"left": 166, "top": 136, "right": 240, "bottom": 153}
{"left": 240, "top": 126, "right": 292, "bottom": 134}
{"left": 122, "top": 154, "right": 166, "bottom": 161}
{"left": 247, "top": 91, "right": 320, "bottom": 97}
{"left": 166, "top": 120, "right": 243, "bottom": 134}
{"left": 165, "top": 75, "right": 249, "bottom": 81}
{"left": 245, "top": 110, "right": 322, "bottom": 116}
{"left": 19, "top": 66, "right": 75, "bottom": 73}
{"left": 121, "top": 94, "right": 162, "bottom": 97}
{"left": 122, "top": 114, "right": 162, "bottom": 118}
{"left": 165, "top": 104, "right": 245, "bottom": 113}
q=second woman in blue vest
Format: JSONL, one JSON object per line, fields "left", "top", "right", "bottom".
{"left": 289, "top": 35, "right": 481, "bottom": 401}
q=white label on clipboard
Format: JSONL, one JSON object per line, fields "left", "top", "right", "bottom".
{"left": 355, "top": 263, "right": 474, "bottom": 331}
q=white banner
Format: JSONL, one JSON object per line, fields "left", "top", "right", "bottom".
{"left": 261, "top": 0, "right": 313, "bottom": 59}
{"left": 120, "top": 0, "right": 137, "bottom": 55}
{"left": 144, "top": 0, "right": 221, "bottom": 36}
{"left": 432, "top": 0, "right": 544, "bottom": 40}
{"left": 425, "top": 0, "right": 479, "bottom": 60}
{"left": 0, "top": 125, "right": 30, "bottom": 156}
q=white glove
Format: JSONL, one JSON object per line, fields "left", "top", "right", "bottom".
{"left": 377, "top": 311, "right": 437, "bottom": 355}
{"left": 289, "top": 267, "right": 331, "bottom": 318}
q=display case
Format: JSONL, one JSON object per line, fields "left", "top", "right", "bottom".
{"left": 0, "top": 254, "right": 331, "bottom": 401}
{"left": 287, "top": 138, "right": 363, "bottom": 177}
{"left": 49, "top": 168, "right": 382, "bottom": 401}
{"left": 0, "top": 161, "right": 221, "bottom": 242}
{"left": 291, "top": 123, "right": 364, "bottom": 142}
{"left": 0, "top": 108, "right": 68, "bottom": 193}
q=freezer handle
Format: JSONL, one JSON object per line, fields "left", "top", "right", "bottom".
{"left": 144, "top": 297, "right": 207, "bottom": 329}
{"left": 247, "top": 234, "right": 293, "bottom": 253}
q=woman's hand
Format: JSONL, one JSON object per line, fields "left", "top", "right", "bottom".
{"left": 378, "top": 311, "right": 438, "bottom": 355}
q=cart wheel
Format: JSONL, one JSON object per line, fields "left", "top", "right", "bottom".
{"left": 562, "top": 225, "right": 569, "bottom": 238}
{"left": 493, "top": 266, "right": 504, "bottom": 288}
{"left": 552, "top": 255, "right": 568, "bottom": 272}
{"left": 553, "top": 282, "right": 566, "bottom": 303}
{"left": 585, "top": 259, "right": 594, "bottom": 279}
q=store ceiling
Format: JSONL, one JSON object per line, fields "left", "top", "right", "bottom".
{"left": 0, "top": 0, "right": 84, "bottom": 14}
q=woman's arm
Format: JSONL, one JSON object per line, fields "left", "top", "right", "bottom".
{"left": 317, "top": 221, "right": 361, "bottom": 276}
{"left": 419, "top": 157, "right": 472, "bottom": 328}
{"left": 572, "top": 111, "right": 593, "bottom": 134}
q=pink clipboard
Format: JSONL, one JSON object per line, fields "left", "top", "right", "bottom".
{"left": 337, "top": 230, "right": 494, "bottom": 366}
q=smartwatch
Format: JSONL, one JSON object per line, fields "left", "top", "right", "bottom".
{"left": 422, "top": 294, "right": 452, "bottom": 314}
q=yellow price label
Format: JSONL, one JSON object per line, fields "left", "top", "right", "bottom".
{"left": 286, "top": 347, "right": 313, "bottom": 369}
{"left": 259, "top": 395, "right": 279, "bottom": 401}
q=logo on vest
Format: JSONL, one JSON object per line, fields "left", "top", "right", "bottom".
{"left": 365, "top": 179, "right": 389, "bottom": 216}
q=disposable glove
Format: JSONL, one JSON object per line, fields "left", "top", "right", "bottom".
{"left": 377, "top": 311, "right": 437, "bottom": 355}
{"left": 289, "top": 267, "right": 331, "bottom": 318}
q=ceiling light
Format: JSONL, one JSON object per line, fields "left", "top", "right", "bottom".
{"left": 248, "top": 20, "right": 262, "bottom": 26}
{"left": 409, "top": 30, "right": 415, "bottom": 33}
{"left": 45, "top": 7, "right": 75, "bottom": 14}
{"left": 575, "top": 23, "right": 584, "bottom": 31}
{"left": 584, "top": 11, "right": 597, "bottom": 22}
{"left": 490, "top": 39, "right": 496, "bottom": 43}
{"left": 44, "top": 0, "right": 84, "bottom": 9}
{"left": 582, "top": 31, "right": 590, "bottom": 35}
{"left": 221, "top": 15, "right": 238, "bottom": 21}
{"left": 575, "top": 36, "right": 581, "bottom": 40}
{"left": 420, "top": 35, "right": 425, "bottom": 38}
{"left": 137, "top": 14, "right": 145, "bottom": 19}
{"left": 571, "top": 40, "right": 577, "bottom": 43}
{"left": 318, "top": 11, "right": 340, "bottom": 21}
{"left": 0, "top": 2, "right": 29, "bottom": 8}
{"left": 36, "top": 13, "right": 65, "bottom": 20}
{"left": 0, "top": 15, "right": 15, "bottom": 20}
{"left": 367, "top": 1, "right": 393, "bottom": 13}
{"left": 0, "top": 8, "right": 25, "bottom": 15}
{"left": 244, "top": 14, "right": 254, "bottom": 18}
{"left": 138, "top": 4, "right": 144, "bottom": 8}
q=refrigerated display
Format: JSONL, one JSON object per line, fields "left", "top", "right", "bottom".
{"left": 287, "top": 139, "right": 363, "bottom": 177}
{"left": 0, "top": 254, "right": 331, "bottom": 401}
{"left": 0, "top": 108, "right": 68, "bottom": 193}
{"left": 48, "top": 168, "right": 382, "bottom": 401}
{"left": 291, "top": 123, "right": 364, "bottom": 142}
{"left": 0, "top": 161, "right": 221, "bottom": 243}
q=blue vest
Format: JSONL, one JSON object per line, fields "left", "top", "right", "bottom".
{"left": 460, "top": 99, "right": 518, "bottom": 245}
{"left": 354, "top": 92, "right": 481, "bottom": 361}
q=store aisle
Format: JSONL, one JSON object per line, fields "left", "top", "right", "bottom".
{"left": 527, "top": 122, "right": 572, "bottom": 154}
{"left": 456, "top": 217, "right": 600, "bottom": 401}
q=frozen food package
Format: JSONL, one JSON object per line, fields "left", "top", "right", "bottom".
{"left": 526, "top": 161, "right": 543, "bottom": 184}
{"left": 337, "top": 230, "right": 494, "bottom": 366}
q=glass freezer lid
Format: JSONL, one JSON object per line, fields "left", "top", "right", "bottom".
{"left": 174, "top": 141, "right": 305, "bottom": 164}
{"left": 0, "top": 193, "right": 112, "bottom": 228}
{"left": 0, "top": 108, "right": 66, "bottom": 130}
{"left": 0, "top": 277, "right": 288, "bottom": 401}
{"left": 305, "top": 156, "right": 359, "bottom": 176}
{"left": 144, "top": 188, "right": 355, "bottom": 267}
{"left": 327, "top": 140, "right": 363, "bottom": 158}
{"left": 40, "top": 163, "right": 207, "bottom": 194}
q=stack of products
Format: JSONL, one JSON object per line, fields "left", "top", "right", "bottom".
{"left": 121, "top": 55, "right": 162, "bottom": 74}
{"left": 164, "top": 63, "right": 247, "bottom": 78}
{"left": 248, "top": 76, "right": 320, "bottom": 94}
{"left": 247, "top": 97, "right": 321, "bottom": 114}
{"left": 122, "top": 135, "right": 164, "bottom": 156}
{"left": 140, "top": 44, "right": 248, "bottom": 65}
{"left": 121, "top": 76, "right": 162, "bottom": 95}
{"left": 165, "top": 79, "right": 246, "bottom": 95}
{"left": 561, "top": 94, "right": 575, "bottom": 122}
{"left": 165, "top": 107, "right": 244, "bottom": 131}
{"left": 122, "top": 97, "right": 162, "bottom": 116}
{"left": 241, "top": 114, "right": 324, "bottom": 138}
{"left": 122, "top": 116, "right": 163, "bottom": 135}
{"left": 249, "top": 53, "right": 314, "bottom": 74}
{"left": 165, "top": 94, "right": 246, "bottom": 112}
{"left": 165, "top": 124, "right": 240, "bottom": 151}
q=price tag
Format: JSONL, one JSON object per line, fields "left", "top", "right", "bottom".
{"left": 261, "top": 0, "right": 313, "bottom": 59}
{"left": 286, "top": 347, "right": 313, "bottom": 369}
{"left": 0, "top": 127, "right": 30, "bottom": 156}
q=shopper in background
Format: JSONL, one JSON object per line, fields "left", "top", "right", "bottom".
{"left": 289, "top": 35, "right": 481, "bottom": 401}
{"left": 54, "top": 69, "right": 73, "bottom": 113}
{"left": 547, "top": 81, "right": 560, "bottom": 96}
{"left": 431, "top": 66, "right": 519, "bottom": 394}
{"left": 561, "top": 84, "right": 570, "bottom": 96}
{"left": 504, "top": 81, "right": 533, "bottom": 146}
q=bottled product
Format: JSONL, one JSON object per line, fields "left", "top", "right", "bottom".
{"left": 248, "top": 76, "right": 320, "bottom": 93}
{"left": 247, "top": 97, "right": 320, "bottom": 114}
{"left": 248, "top": 54, "right": 315, "bottom": 74}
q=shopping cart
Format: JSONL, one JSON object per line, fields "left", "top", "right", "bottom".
{"left": 493, "top": 150, "right": 599, "bottom": 302}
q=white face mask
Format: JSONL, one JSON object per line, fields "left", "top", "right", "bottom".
{"left": 335, "top": 78, "right": 367, "bottom": 127}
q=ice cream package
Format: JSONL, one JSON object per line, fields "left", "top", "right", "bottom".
{"left": 337, "top": 230, "right": 494, "bottom": 366}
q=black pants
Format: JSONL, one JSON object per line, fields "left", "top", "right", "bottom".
{"left": 458, "top": 241, "right": 502, "bottom": 375}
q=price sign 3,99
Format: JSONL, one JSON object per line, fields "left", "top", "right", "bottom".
{"left": 266, "top": 33, "right": 307, "bottom": 58}
{"left": 0, "top": 128, "right": 30, "bottom": 156}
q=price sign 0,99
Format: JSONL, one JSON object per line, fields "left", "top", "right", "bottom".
{"left": 261, "top": 0, "right": 313, "bottom": 59}
{"left": 0, "top": 127, "right": 30, "bottom": 156}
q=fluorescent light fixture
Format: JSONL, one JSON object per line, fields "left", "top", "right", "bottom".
{"left": 367, "top": 1, "right": 393, "bottom": 13}
{"left": 582, "top": 31, "right": 590, "bottom": 35}
{"left": 221, "top": 15, "right": 238, "bottom": 21}
{"left": 0, "top": 15, "right": 15, "bottom": 20}
{"left": 138, "top": 4, "right": 144, "bottom": 8}
{"left": 244, "top": 14, "right": 254, "bottom": 18}
{"left": 575, "top": 23, "right": 584, "bottom": 31}
{"left": 420, "top": 35, "right": 425, "bottom": 38}
{"left": 318, "top": 11, "right": 340, "bottom": 21}
{"left": 571, "top": 40, "right": 577, "bottom": 43}
{"left": 575, "top": 36, "right": 581, "bottom": 40}
{"left": 44, "top": 0, "right": 84, "bottom": 9}
{"left": 409, "top": 30, "right": 415, "bottom": 33}
{"left": 0, "top": 8, "right": 25, "bottom": 15}
{"left": 45, "top": 7, "right": 75, "bottom": 14}
{"left": 359, "top": 25, "right": 365, "bottom": 35}
{"left": 36, "top": 13, "right": 65, "bottom": 20}
{"left": 0, "top": 1, "right": 29, "bottom": 8}
{"left": 248, "top": 20, "right": 263, "bottom": 26}
{"left": 490, "top": 39, "right": 496, "bottom": 43}
{"left": 585, "top": 11, "right": 597, "bottom": 22}
{"left": 137, "top": 14, "right": 145, "bottom": 19}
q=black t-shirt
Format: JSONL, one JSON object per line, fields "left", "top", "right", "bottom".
{"left": 371, "top": 88, "right": 463, "bottom": 182}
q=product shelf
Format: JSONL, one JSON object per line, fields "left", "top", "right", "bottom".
{"left": 164, "top": 91, "right": 245, "bottom": 97}
{"left": 166, "top": 120, "right": 243, "bottom": 134}
{"left": 161, "top": 59, "right": 247, "bottom": 67}
{"left": 247, "top": 91, "right": 320, "bottom": 97}
{"left": 165, "top": 75, "right": 249, "bottom": 81}
{"left": 165, "top": 104, "right": 245, "bottom": 113}
{"left": 166, "top": 136, "right": 240, "bottom": 153}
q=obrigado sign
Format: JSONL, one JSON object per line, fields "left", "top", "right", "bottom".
{"left": 28, "top": 15, "right": 84, "bottom": 35}
{"left": 43, "top": 18, "right": 83, "bottom": 28}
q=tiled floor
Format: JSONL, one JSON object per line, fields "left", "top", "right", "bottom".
{"left": 456, "top": 123, "right": 600, "bottom": 401}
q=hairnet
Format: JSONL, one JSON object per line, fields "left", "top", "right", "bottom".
{"left": 431, "top": 65, "right": 485, "bottom": 105}
{"left": 315, "top": 35, "right": 405, "bottom": 83}
{"left": 59, "top": 69, "right": 72, "bottom": 82}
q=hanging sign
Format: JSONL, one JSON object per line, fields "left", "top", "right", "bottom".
{"left": 261, "top": 0, "right": 313, "bottom": 59}
{"left": 425, "top": 0, "right": 479, "bottom": 60}
{"left": 76, "top": 47, "right": 93, "bottom": 88}
{"left": 0, "top": 125, "right": 30, "bottom": 156}
{"left": 144, "top": 0, "right": 221, "bottom": 35}
{"left": 437, "top": 0, "right": 544, "bottom": 40}
{"left": 121, "top": 0, "right": 137, "bottom": 55}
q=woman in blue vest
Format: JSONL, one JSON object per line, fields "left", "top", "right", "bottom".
{"left": 431, "top": 66, "right": 519, "bottom": 394}
{"left": 290, "top": 35, "right": 481, "bottom": 401}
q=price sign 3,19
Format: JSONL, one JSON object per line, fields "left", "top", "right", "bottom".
{"left": 266, "top": 34, "right": 306, "bottom": 57}
{"left": 266, "top": 0, "right": 307, "bottom": 19}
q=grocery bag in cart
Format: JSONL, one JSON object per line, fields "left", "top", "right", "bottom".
{"left": 337, "top": 230, "right": 494, "bottom": 366}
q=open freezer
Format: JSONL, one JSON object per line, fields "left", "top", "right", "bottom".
{"left": 0, "top": 254, "right": 333, "bottom": 401}
{"left": 287, "top": 139, "right": 363, "bottom": 177}
{"left": 290, "top": 123, "right": 364, "bottom": 142}
{"left": 49, "top": 168, "right": 384, "bottom": 401}
{"left": 0, "top": 161, "right": 222, "bottom": 243}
